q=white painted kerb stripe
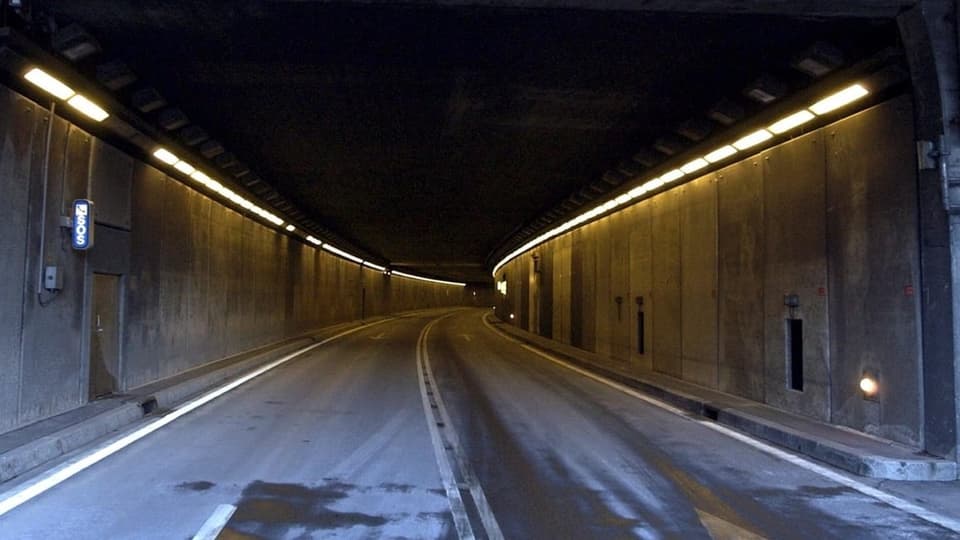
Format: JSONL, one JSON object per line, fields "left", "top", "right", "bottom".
{"left": 416, "top": 316, "right": 476, "bottom": 540}
{"left": 0, "top": 320, "right": 391, "bottom": 518}
{"left": 192, "top": 504, "right": 236, "bottom": 540}
{"left": 480, "top": 313, "right": 960, "bottom": 535}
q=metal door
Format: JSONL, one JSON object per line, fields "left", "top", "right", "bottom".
{"left": 89, "top": 273, "right": 120, "bottom": 399}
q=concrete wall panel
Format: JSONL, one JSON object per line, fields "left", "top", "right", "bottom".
{"left": 553, "top": 234, "right": 572, "bottom": 344}
{"left": 594, "top": 218, "right": 613, "bottom": 359}
{"left": 570, "top": 230, "right": 584, "bottom": 348}
{"left": 680, "top": 176, "right": 719, "bottom": 389}
{"left": 763, "top": 134, "right": 830, "bottom": 421}
{"left": 717, "top": 160, "right": 765, "bottom": 401}
{"left": 580, "top": 225, "right": 598, "bottom": 352}
{"left": 19, "top": 123, "right": 90, "bottom": 423}
{"left": 539, "top": 247, "right": 554, "bottom": 338}
{"left": 628, "top": 201, "right": 653, "bottom": 372}
{"left": 651, "top": 189, "right": 682, "bottom": 378}
{"left": 609, "top": 211, "right": 631, "bottom": 365}
{"left": 826, "top": 97, "right": 922, "bottom": 445}
{"left": 124, "top": 163, "right": 165, "bottom": 388}
{"left": 0, "top": 93, "right": 40, "bottom": 432}
{"left": 89, "top": 139, "right": 132, "bottom": 230}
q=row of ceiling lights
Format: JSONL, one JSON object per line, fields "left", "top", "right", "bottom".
{"left": 23, "top": 66, "right": 466, "bottom": 287}
{"left": 491, "top": 82, "right": 871, "bottom": 277}
{"left": 505, "top": 42, "right": 852, "bottom": 254}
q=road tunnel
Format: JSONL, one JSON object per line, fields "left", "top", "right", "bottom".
{"left": 0, "top": 1, "right": 959, "bottom": 538}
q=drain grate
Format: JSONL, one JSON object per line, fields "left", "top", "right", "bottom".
{"left": 140, "top": 397, "right": 159, "bottom": 415}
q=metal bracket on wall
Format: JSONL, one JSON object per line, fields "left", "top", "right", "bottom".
{"left": 933, "top": 136, "right": 960, "bottom": 214}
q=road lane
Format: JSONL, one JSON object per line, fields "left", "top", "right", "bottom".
{"left": 2, "top": 306, "right": 956, "bottom": 539}
{"left": 427, "top": 310, "right": 959, "bottom": 540}
{"left": 0, "top": 313, "right": 458, "bottom": 540}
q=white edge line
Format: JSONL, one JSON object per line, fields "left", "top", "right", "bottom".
{"left": 479, "top": 313, "right": 960, "bottom": 535}
{"left": 422, "top": 316, "right": 504, "bottom": 540}
{"left": 192, "top": 503, "right": 237, "bottom": 540}
{"left": 417, "top": 316, "right": 476, "bottom": 540}
{"left": 0, "top": 319, "right": 392, "bottom": 518}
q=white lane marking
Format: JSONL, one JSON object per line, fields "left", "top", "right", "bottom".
{"left": 422, "top": 318, "right": 504, "bottom": 540}
{"left": 416, "top": 316, "right": 476, "bottom": 540}
{"left": 370, "top": 332, "right": 387, "bottom": 340}
{"left": 0, "top": 319, "right": 394, "bottom": 518}
{"left": 459, "top": 334, "right": 472, "bottom": 342}
{"left": 480, "top": 314, "right": 960, "bottom": 535}
{"left": 192, "top": 504, "right": 236, "bottom": 540}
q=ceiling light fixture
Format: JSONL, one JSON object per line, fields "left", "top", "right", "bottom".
{"left": 809, "top": 84, "right": 869, "bottom": 115}
{"left": 152, "top": 148, "right": 179, "bottom": 165}
{"left": 492, "top": 81, "right": 875, "bottom": 278}
{"left": 769, "top": 110, "right": 816, "bottom": 134}
{"left": 704, "top": 145, "right": 738, "bottom": 163}
{"left": 65, "top": 94, "right": 109, "bottom": 122}
{"left": 680, "top": 158, "right": 709, "bottom": 175}
{"left": 733, "top": 129, "right": 774, "bottom": 150}
{"left": 23, "top": 68, "right": 75, "bottom": 99}
{"left": 173, "top": 160, "right": 195, "bottom": 175}
{"left": 392, "top": 270, "right": 466, "bottom": 287}
{"left": 322, "top": 243, "right": 364, "bottom": 265}
{"left": 660, "top": 169, "right": 685, "bottom": 183}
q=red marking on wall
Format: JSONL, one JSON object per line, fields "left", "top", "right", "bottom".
{"left": 817, "top": 287, "right": 826, "bottom": 297}
{"left": 904, "top": 285, "right": 914, "bottom": 297}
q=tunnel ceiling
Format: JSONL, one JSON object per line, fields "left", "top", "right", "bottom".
{"left": 32, "top": 1, "right": 900, "bottom": 283}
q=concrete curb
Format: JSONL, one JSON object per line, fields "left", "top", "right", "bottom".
{"left": 0, "top": 401, "right": 142, "bottom": 483}
{"left": 135, "top": 338, "right": 317, "bottom": 412}
{"left": 488, "top": 316, "right": 958, "bottom": 482}
{"left": 0, "top": 314, "right": 411, "bottom": 485}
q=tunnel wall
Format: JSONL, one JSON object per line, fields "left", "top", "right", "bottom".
{"left": 0, "top": 84, "right": 472, "bottom": 435}
{"left": 496, "top": 95, "right": 924, "bottom": 447}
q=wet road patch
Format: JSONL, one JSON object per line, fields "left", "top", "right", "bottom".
{"left": 222, "top": 480, "right": 387, "bottom": 538}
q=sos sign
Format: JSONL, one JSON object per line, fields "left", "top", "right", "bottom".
{"left": 72, "top": 199, "right": 95, "bottom": 250}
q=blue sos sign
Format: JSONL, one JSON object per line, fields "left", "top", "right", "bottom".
{"left": 72, "top": 199, "right": 94, "bottom": 250}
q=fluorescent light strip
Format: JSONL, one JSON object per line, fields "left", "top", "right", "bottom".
{"left": 660, "top": 169, "right": 685, "bottom": 183}
{"left": 363, "top": 261, "right": 387, "bottom": 272}
{"left": 66, "top": 94, "right": 109, "bottom": 122}
{"left": 23, "top": 68, "right": 75, "bottom": 100}
{"left": 306, "top": 235, "right": 322, "bottom": 246}
{"left": 809, "top": 84, "right": 869, "bottom": 115}
{"left": 769, "top": 110, "right": 816, "bottom": 134}
{"left": 322, "top": 243, "right": 364, "bottom": 264}
{"left": 680, "top": 158, "right": 708, "bottom": 174}
{"left": 285, "top": 224, "right": 296, "bottom": 232}
{"left": 392, "top": 270, "right": 466, "bottom": 287}
{"left": 21, "top": 68, "right": 295, "bottom": 231}
{"left": 733, "top": 129, "right": 773, "bottom": 150}
{"left": 704, "top": 145, "right": 737, "bottom": 163}
{"left": 153, "top": 148, "right": 179, "bottom": 165}
{"left": 190, "top": 170, "right": 213, "bottom": 185}
{"left": 492, "top": 82, "right": 872, "bottom": 277}
{"left": 173, "top": 160, "right": 196, "bottom": 175}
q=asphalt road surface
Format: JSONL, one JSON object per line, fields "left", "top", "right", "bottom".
{"left": 0, "top": 308, "right": 956, "bottom": 539}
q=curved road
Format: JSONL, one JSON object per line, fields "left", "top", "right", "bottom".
{"left": 0, "top": 308, "right": 955, "bottom": 539}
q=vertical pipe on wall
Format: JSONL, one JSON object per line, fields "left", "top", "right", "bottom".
{"left": 35, "top": 101, "right": 54, "bottom": 298}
